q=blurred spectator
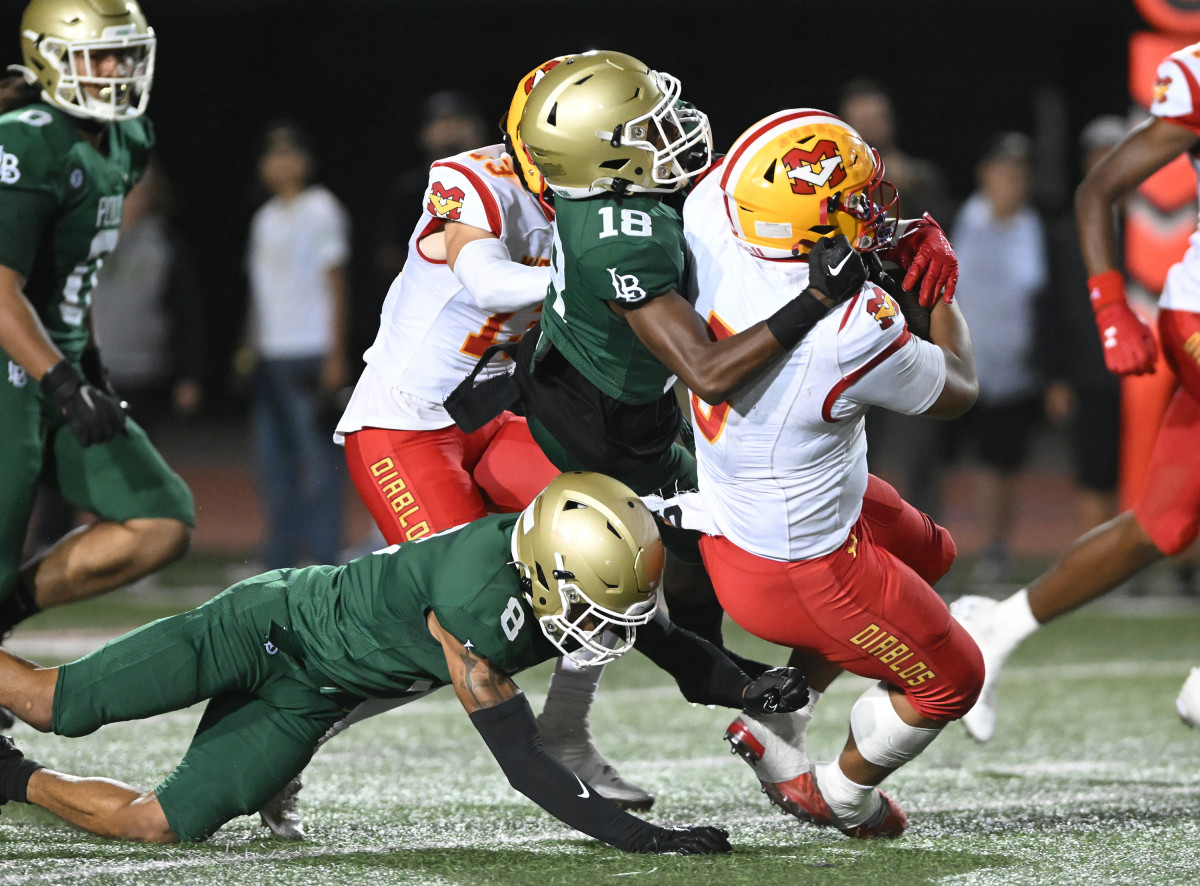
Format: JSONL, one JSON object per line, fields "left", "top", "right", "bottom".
{"left": 93, "top": 158, "right": 205, "bottom": 430}
{"left": 947, "top": 133, "right": 1049, "bottom": 583}
{"left": 374, "top": 91, "right": 487, "bottom": 285}
{"left": 1037, "top": 116, "right": 1126, "bottom": 535}
{"left": 840, "top": 79, "right": 952, "bottom": 516}
{"left": 238, "top": 123, "right": 350, "bottom": 568}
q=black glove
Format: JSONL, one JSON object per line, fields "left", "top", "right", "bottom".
{"left": 807, "top": 234, "right": 867, "bottom": 305}
{"left": 633, "top": 825, "right": 731, "bottom": 855}
{"left": 79, "top": 344, "right": 119, "bottom": 398}
{"left": 866, "top": 253, "right": 931, "bottom": 341}
{"left": 40, "top": 359, "right": 127, "bottom": 447}
{"left": 742, "top": 666, "right": 810, "bottom": 715}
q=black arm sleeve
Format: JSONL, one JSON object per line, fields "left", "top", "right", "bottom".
{"left": 634, "top": 613, "right": 751, "bottom": 708}
{"left": 764, "top": 291, "right": 828, "bottom": 350}
{"left": 469, "top": 694, "right": 659, "bottom": 852}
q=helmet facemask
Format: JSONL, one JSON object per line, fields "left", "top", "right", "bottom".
{"left": 514, "top": 552, "right": 656, "bottom": 667}
{"left": 817, "top": 147, "right": 899, "bottom": 255}
{"left": 598, "top": 72, "right": 712, "bottom": 195}
{"left": 511, "top": 472, "right": 663, "bottom": 668}
{"left": 15, "top": 0, "right": 155, "bottom": 122}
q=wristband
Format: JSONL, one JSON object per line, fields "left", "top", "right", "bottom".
{"left": 1087, "top": 270, "right": 1126, "bottom": 313}
{"left": 765, "top": 291, "right": 828, "bottom": 350}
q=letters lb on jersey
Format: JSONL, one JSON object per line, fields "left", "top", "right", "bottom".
{"left": 539, "top": 193, "right": 687, "bottom": 404}
{"left": 284, "top": 514, "right": 559, "bottom": 698}
{"left": 0, "top": 103, "right": 152, "bottom": 361}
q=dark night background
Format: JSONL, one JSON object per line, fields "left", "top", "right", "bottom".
{"left": 0, "top": 0, "right": 1152, "bottom": 405}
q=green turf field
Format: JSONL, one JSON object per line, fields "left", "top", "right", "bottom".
{"left": 1, "top": 581, "right": 1197, "bottom": 886}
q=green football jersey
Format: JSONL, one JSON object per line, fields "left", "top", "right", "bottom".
{"left": 0, "top": 103, "right": 153, "bottom": 361}
{"left": 539, "top": 193, "right": 686, "bottom": 404}
{"left": 286, "top": 514, "right": 557, "bottom": 698}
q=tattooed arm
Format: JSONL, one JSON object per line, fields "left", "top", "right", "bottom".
{"left": 426, "top": 611, "right": 729, "bottom": 855}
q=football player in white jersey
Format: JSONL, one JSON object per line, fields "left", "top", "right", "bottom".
{"left": 256, "top": 60, "right": 656, "bottom": 838}
{"left": 653, "top": 109, "right": 983, "bottom": 838}
{"left": 952, "top": 42, "right": 1200, "bottom": 741}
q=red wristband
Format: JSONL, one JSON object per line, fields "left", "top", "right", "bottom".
{"left": 1087, "top": 270, "right": 1127, "bottom": 313}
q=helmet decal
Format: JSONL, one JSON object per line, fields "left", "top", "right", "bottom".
{"left": 781, "top": 140, "right": 847, "bottom": 194}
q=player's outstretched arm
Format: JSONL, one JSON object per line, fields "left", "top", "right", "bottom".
{"left": 1076, "top": 117, "right": 1197, "bottom": 376}
{"left": 617, "top": 234, "right": 864, "bottom": 405}
{"left": 635, "top": 611, "right": 809, "bottom": 713}
{"left": 444, "top": 221, "right": 550, "bottom": 313}
{"left": 429, "top": 611, "right": 730, "bottom": 854}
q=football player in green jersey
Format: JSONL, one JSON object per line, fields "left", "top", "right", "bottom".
{"left": 0, "top": 1, "right": 193, "bottom": 663}
{"left": 0, "top": 473, "right": 807, "bottom": 850}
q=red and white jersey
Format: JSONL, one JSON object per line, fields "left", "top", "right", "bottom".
{"left": 338, "top": 145, "right": 551, "bottom": 435}
{"left": 682, "top": 174, "right": 947, "bottom": 561}
{"left": 1151, "top": 43, "right": 1200, "bottom": 313}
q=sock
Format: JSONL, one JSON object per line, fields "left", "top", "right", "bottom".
{"left": 995, "top": 588, "right": 1041, "bottom": 653}
{"left": 0, "top": 742, "right": 44, "bottom": 804}
{"left": 537, "top": 657, "right": 603, "bottom": 744}
{"left": 0, "top": 581, "right": 41, "bottom": 636}
{"left": 814, "top": 759, "right": 876, "bottom": 827}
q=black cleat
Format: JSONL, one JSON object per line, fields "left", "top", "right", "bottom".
{"left": 0, "top": 708, "right": 13, "bottom": 731}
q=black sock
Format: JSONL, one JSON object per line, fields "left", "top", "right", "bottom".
{"left": 0, "top": 581, "right": 41, "bottom": 636}
{"left": 0, "top": 741, "right": 44, "bottom": 804}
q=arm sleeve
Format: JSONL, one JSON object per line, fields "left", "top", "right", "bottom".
{"left": 469, "top": 694, "right": 657, "bottom": 851}
{"left": 634, "top": 610, "right": 750, "bottom": 708}
{"left": 452, "top": 236, "right": 550, "bottom": 312}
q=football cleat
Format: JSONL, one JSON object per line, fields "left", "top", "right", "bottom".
{"left": 0, "top": 708, "right": 13, "bottom": 731}
{"left": 762, "top": 766, "right": 907, "bottom": 839}
{"left": 724, "top": 711, "right": 810, "bottom": 785}
{"left": 950, "top": 594, "right": 1006, "bottom": 743}
{"left": 539, "top": 723, "right": 654, "bottom": 811}
{"left": 259, "top": 777, "right": 304, "bottom": 839}
{"left": 1177, "top": 667, "right": 1200, "bottom": 730}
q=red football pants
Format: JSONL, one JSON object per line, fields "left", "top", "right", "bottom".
{"left": 700, "top": 476, "right": 982, "bottom": 721}
{"left": 343, "top": 412, "right": 559, "bottom": 544}
{"left": 1133, "top": 309, "right": 1200, "bottom": 556}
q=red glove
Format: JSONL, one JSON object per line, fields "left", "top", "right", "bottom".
{"left": 881, "top": 213, "right": 958, "bottom": 308}
{"left": 1088, "top": 271, "right": 1158, "bottom": 376}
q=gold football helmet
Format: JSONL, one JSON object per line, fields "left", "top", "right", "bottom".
{"left": 517, "top": 50, "right": 712, "bottom": 199}
{"left": 16, "top": 0, "right": 155, "bottom": 121}
{"left": 512, "top": 471, "right": 662, "bottom": 667}
{"left": 502, "top": 56, "right": 571, "bottom": 197}
{"left": 720, "top": 109, "right": 899, "bottom": 259}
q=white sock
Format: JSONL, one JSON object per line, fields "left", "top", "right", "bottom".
{"left": 814, "top": 759, "right": 876, "bottom": 827}
{"left": 740, "top": 689, "right": 822, "bottom": 783}
{"left": 993, "top": 588, "right": 1041, "bottom": 655}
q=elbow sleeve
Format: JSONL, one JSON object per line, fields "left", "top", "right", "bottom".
{"left": 452, "top": 236, "right": 550, "bottom": 313}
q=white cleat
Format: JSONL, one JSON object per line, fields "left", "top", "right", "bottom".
{"left": 1177, "top": 667, "right": 1200, "bottom": 730}
{"left": 950, "top": 594, "right": 1008, "bottom": 744}
{"left": 538, "top": 717, "right": 654, "bottom": 811}
{"left": 259, "top": 777, "right": 305, "bottom": 839}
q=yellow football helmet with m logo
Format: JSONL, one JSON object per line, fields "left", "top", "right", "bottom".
{"left": 719, "top": 109, "right": 899, "bottom": 259}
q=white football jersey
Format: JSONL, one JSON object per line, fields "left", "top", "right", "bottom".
{"left": 1151, "top": 42, "right": 1200, "bottom": 314}
{"left": 682, "top": 173, "right": 947, "bottom": 561}
{"left": 338, "top": 145, "right": 551, "bottom": 435}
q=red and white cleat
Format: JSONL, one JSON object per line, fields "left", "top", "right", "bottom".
{"left": 764, "top": 770, "right": 908, "bottom": 839}
{"left": 725, "top": 717, "right": 907, "bottom": 839}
